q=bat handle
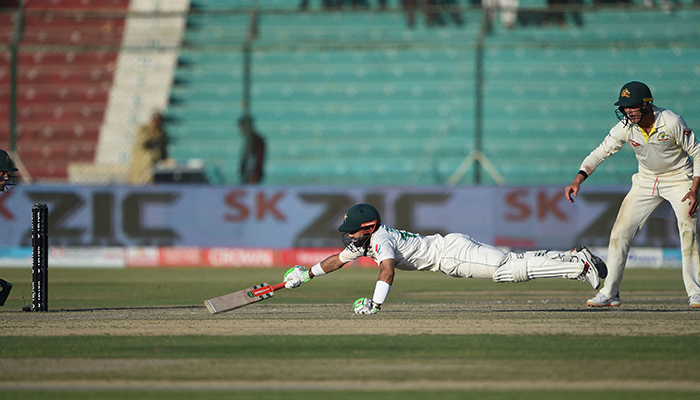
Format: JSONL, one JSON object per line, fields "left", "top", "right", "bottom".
{"left": 271, "top": 282, "right": 287, "bottom": 291}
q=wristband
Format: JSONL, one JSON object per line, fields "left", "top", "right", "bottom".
{"left": 372, "top": 280, "right": 391, "bottom": 305}
{"left": 310, "top": 262, "right": 325, "bottom": 277}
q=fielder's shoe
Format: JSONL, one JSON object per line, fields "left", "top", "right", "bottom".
{"left": 689, "top": 294, "right": 700, "bottom": 308}
{"left": 587, "top": 291, "right": 621, "bottom": 308}
{"left": 574, "top": 246, "right": 601, "bottom": 290}
{"left": 0, "top": 279, "right": 12, "bottom": 307}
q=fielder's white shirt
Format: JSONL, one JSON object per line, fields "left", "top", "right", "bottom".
{"left": 339, "top": 224, "right": 443, "bottom": 271}
{"left": 580, "top": 107, "right": 700, "bottom": 177}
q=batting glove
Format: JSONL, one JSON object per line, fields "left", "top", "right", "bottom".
{"left": 284, "top": 265, "right": 311, "bottom": 289}
{"left": 353, "top": 297, "right": 381, "bottom": 315}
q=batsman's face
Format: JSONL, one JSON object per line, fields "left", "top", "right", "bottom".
{"left": 622, "top": 104, "right": 644, "bottom": 124}
{"left": 348, "top": 230, "right": 365, "bottom": 239}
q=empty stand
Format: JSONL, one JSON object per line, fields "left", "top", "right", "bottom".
{"left": 148, "top": 4, "right": 700, "bottom": 186}
{"left": 5, "top": 1, "right": 699, "bottom": 185}
{"left": 168, "top": 7, "right": 481, "bottom": 185}
{"left": 0, "top": 1, "right": 129, "bottom": 181}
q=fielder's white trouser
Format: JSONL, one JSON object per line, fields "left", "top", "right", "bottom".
{"left": 437, "top": 234, "right": 585, "bottom": 282}
{"left": 600, "top": 171, "right": 700, "bottom": 298}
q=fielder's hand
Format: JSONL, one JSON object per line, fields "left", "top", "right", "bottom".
{"left": 284, "top": 265, "right": 311, "bottom": 289}
{"left": 353, "top": 297, "right": 380, "bottom": 315}
{"left": 565, "top": 183, "right": 580, "bottom": 203}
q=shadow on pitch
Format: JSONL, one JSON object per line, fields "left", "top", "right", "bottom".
{"left": 47, "top": 305, "right": 204, "bottom": 313}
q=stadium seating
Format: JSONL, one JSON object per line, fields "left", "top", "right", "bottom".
{"left": 167, "top": 6, "right": 482, "bottom": 185}
{"left": 165, "top": 2, "right": 700, "bottom": 186}
{"left": 0, "top": 0, "right": 129, "bottom": 180}
{"left": 6, "top": 1, "right": 698, "bottom": 185}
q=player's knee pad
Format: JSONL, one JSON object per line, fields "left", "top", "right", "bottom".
{"left": 492, "top": 257, "right": 529, "bottom": 283}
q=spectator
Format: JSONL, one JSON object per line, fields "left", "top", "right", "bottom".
{"left": 483, "top": 0, "right": 518, "bottom": 30}
{"left": 128, "top": 111, "right": 169, "bottom": 185}
{"left": 238, "top": 114, "right": 266, "bottom": 184}
{"left": 403, "top": 0, "right": 419, "bottom": 28}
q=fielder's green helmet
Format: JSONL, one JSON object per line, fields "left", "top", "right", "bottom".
{"left": 614, "top": 81, "right": 653, "bottom": 107}
{"left": 338, "top": 203, "right": 381, "bottom": 233}
{"left": 0, "top": 149, "right": 18, "bottom": 172}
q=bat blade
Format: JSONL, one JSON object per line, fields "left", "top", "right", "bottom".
{"left": 204, "top": 282, "right": 286, "bottom": 314}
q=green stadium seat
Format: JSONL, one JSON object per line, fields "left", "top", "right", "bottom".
{"left": 164, "top": 5, "right": 700, "bottom": 186}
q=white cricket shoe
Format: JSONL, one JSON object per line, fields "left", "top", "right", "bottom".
{"left": 574, "top": 246, "right": 600, "bottom": 290}
{"left": 575, "top": 245, "right": 608, "bottom": 277}
{"left": 587, "top": 292, "right": 621, "bottom": 308}
{"left": 689, "top": 294, "right": 700, "bottom": 308}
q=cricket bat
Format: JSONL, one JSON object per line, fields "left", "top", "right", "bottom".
{"left": 204, "top": 282, "right": 287, "bottom": 314}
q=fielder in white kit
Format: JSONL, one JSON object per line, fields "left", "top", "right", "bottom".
{"left": 565, "top": 81, "right": 700, "bottom": 308}
{"left": 284, "top": 203, "right": 607, "bottom": 314}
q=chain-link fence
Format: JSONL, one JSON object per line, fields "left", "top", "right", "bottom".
{"left": 2, "top": 1, "right": 699, "bottom": 187}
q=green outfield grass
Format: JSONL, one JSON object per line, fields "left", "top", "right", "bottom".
{"left": 1, "top": 267, "right": 698, "bottom": 400}
{"left": 0, "top": 266, "right": 688, "bottom": 309}
{"left": 2, "top": 334, "right": 699, "bottom": 360}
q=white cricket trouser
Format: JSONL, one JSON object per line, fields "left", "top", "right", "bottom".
{"left": 600, "top": 171, "right": 700, "bottom": 298}
{"left": 437, "top": 234, "right": 584, "bottom": 282}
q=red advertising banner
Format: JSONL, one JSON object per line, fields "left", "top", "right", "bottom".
{"left": 123, "top": 247, "right": 376, "bottom": 268}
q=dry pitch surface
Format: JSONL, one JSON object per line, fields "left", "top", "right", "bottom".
{"left": 3, "top": 298, "right": 700, "bottom": 392}
{"left": 3, "top": 300, "right": 700, "bottom": 337}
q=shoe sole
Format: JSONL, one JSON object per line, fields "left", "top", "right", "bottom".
{"left": 575, "top": 245, "right": 608, "bottom": 280}
{"left": 590, "top": 254, "right": 608, "bottom": 279}
{"left": 587, "top": 300, "right": 621, "bottom": 307}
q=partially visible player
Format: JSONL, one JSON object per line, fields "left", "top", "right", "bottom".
{"left": 565, "top": 81, "right": 700, "bottom": 308}
{"left": 283, "top": 203, "right": 607, "bottom": 314}
{"left": 0, "top": 149, "right": 19, "bottom": 306}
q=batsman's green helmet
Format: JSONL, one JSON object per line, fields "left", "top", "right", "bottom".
{"left": 338, "top": 203, "right": 381, "bottom": 233}
{"left": 614, "top": 81, "right": 653, "bottom": 107}
{"left": 0, "top": 149, "right": 18, "bottom": 172}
